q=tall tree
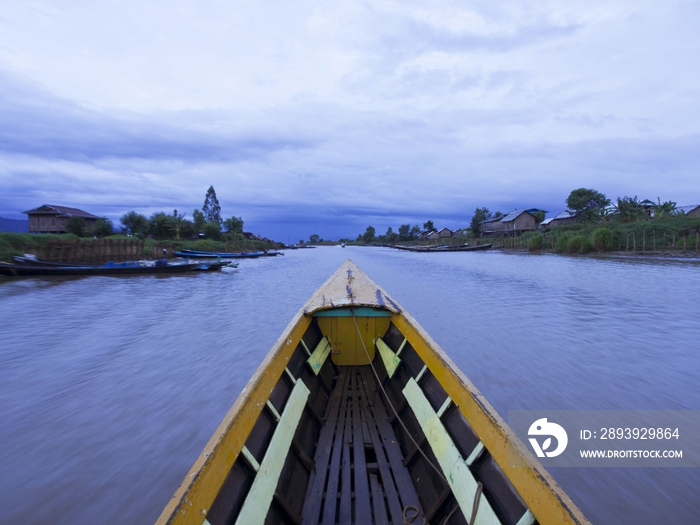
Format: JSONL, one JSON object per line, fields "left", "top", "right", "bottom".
{"left": 148, "top": 212, "right": 175, "bottom": 240}
{"left": 202, "top": 186, "right": 222, "bottom": 225}
{"left": 224, "top": 216, "right": 244, "bottom": 233}
{"left": 93, "top": 217, "right": 114, "bottom": 237}
{"left": 398, "top": 224, "right": 411, "bottom": 241}
{"left": 120, "top": 211, "right": 148, "bottom": 236}
{"left": 423, "top": 220, "right": 436, "bottom": 232}
{"left": 192, "top": 209, "right": 206, "bottom": 232}
{"left": 65, "top": 216, "right": 86, "bottom": 237}
{"left": 566, "top": 188, "right": 610, "bottom": 222}
{"left": 470, "top": 207, "right": 492, "bottom": 236}
{"left": 362, "top": 225, "right": 376, "bottom": 243}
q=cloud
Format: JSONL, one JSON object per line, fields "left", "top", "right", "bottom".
{"left": 0, "top": 1, "right": 699, "bottom": 240}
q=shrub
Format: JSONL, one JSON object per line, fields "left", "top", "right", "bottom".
{"left": 202, "top": 221, "right": 222, "bottom": 241}
{"left": 554, "top": 233, "right": 572, "bottom": 253}
{"left": 592, "top": 227, "right": 614, "bottom": 252}
{"left": 528, "top": 233, "right": 544, "bottom": 251}
{"left": 567, "top": 235, "right": 593, "bottom": 254}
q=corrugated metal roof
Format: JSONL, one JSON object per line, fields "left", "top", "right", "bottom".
{"left": 676, "top": 204, "right": 700, "bottom": 214}
{"left": 553, "top": 210, "right": 575, "bottom": 220}
{"left": 22, "top": 204, "right": 99, "bottom": 219}
{"left": 500, "top": 209, "right": 532, "bottom": 223}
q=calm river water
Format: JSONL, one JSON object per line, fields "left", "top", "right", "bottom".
{"left": 1, "top": 247, "right": 699, "bottom": 524}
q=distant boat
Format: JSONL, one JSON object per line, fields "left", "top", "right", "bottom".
{"left": 394, "top": 243, "right": 492, "bottom": 253}
{"left": 156, "top": 260, "right": 589, "bottom": 525}
{"left": 341, "top": 243, "right": 346, "bottom": 248}
{"left": 174, "top": 249, "right": 283, "bottom": 259}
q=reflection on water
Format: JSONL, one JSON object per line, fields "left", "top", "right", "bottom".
{"left": 1, "top": 248, "right": 699, "bottom": 524}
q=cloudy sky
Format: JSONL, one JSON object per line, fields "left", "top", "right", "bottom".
{"left": 1, "top": 0, "right": 698, "bottom": 241}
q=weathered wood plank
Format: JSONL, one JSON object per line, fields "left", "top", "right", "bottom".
{"left": 339, "top": 374, "right": 353, "bottom": 525}
{"left": 352, "top": 371, "right": 371, "bottom": 524}
{"left": 375, "top": 336, "right": 402, "bottom": 378}
{"left": 403, "top": 378, "right": 500, "bottom": 525}
{"left": 370, "top": 474, "right": 389, "bottom": 525}
{"left": 301, "top": 368, "right": 350, "bottom": 525}
{"left": 307, "top": 336, "right": 332, "bottom": 375}
{"left": 356, "top": 368, "right": 404, "bottom": 525}
{"left": 234, "top": 380, "right": 310, "bottom": 525}
{"left": 359, "top": 368, "right": 423, "bottom": 515}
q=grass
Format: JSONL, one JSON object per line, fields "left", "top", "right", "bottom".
{"left": 0, "top": 233, "right": 279, "bottom": 263}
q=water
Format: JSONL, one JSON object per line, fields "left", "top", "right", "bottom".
{"left": 1, "top": 247, "right": 699, "bottom": 524}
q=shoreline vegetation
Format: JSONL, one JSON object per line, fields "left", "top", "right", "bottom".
{"left": 0, "top": 233, "right": 282, "bottom": 264}
{"left": 330, "top": 213, "right": 700, "bottom": 259}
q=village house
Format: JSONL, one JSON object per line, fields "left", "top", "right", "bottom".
{"left": 479, "top": 216, "right": 505, "bottom": 237}
{"left": 500, "top": 210, "right": 538, "bottom": 235}
{"left": 22, "top": 204, "right": 99, "bottom": 234}
{"left": 676, "top": 204, "right": 700, "bottom": 217}
{"left": 540, "top": 210, "right": 581, "bottom": 229}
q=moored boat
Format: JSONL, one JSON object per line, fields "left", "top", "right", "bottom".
{"left": 394, "top": 244, "right": 492, "bottom": 252}
{"left": 157, "top": 260, "right": 589, "bottom": 525}
{"left": 0, "top": 260, "right": 226, "bottom": 277}
{"left": 174, "top": 249, "right": 283, "bottom": 258}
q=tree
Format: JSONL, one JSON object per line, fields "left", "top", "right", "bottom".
{"left": 224, "top": 216, "right": 244, "bottom": 233}
{"left": 202, "top": 186, "right": 222, "bottom": 225}
{"left": 192, "top": 209, "right": 206, "bottom": 233}
{"left": 423, "top": 220, "right": 436, "bottom": 232}
{"left": 398, "top": 224, "right": 411, "bottom": 241}
{"left": 566, "top": 188, "right": 610, "bottom": 222}
{"left": 653, "top": 197, "right": 676, "bottom": 219}
{"left": 148, "top": 212, "right": 175, "bottom": 240}
{"left": 65, "top": 216, "right": 86, "bottom": 237}
{"left": 120, "top": 211, "right": 148, "bottom": 236}
{"left": 362, "top": 226, "right": 376, "bottom": 243}
{"left": 202, "top": 221, "right": 222, "bottom": 240}
{"left": 616, "top": 196, "right": 645, "bottom": 223}
{"left": 309, "top": 234, "right": 320, "bottom": 243}
{"left": 172, "top": 210, "right": 187, "bottom": 240}
{"left": 470, "top": 207, "right": 492, "bottom": 236}
{"left": 410, "top": 225, "right": 421, "bottom": 239}
{"left": 93, "top": 217, "right": 114, "bottom": 237}
{"left": 532, "top": 211, "right": 545, "bottom": 224}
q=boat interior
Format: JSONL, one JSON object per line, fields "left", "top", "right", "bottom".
{"left": 202, "top": 310, "right": 535, "bottom": 525}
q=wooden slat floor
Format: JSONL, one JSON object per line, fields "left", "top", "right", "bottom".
{"left": 302, "top": 366, "right": 423, "bottom": 525}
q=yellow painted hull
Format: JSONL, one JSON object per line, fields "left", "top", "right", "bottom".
{"left": 156, "top": 260, "right": 590, "bottom": 525}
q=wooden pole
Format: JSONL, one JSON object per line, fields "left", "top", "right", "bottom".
{"left": 632, "top": 232, "right": 636, "bottom": 252}
{"left": 672, "top": 231, "right": 676, "bottom": 250}
{"left": 626, "top": 233, "right": 629, "bottom": 251}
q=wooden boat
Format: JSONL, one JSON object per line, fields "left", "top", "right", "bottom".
{"left": 0, "top": 260, "right": 225, "bottom": 277}
{"left": 394, "top": 244, "right": 492, "bottom": 253}
{"left": 175, "top": 249, "right": 283, "bottom": 258}
{"left": 157, "top": 260, "right": 589, "bottom": 525}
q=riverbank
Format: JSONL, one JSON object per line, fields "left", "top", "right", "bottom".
{"left": 493, "top": 246, "right": 700, "bottom": 261}
{"left": 0, "top": 233, "right": 283, "bottom": 263}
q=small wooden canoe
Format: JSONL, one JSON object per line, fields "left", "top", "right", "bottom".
{"left": 0, "top": 261, "right": 225, "bottom": 277}
{"left": 394, "top": 244, "right": 492, "bottom": 252}
{"left": 157, "top": 260, "right": 589, "bottom": 525}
